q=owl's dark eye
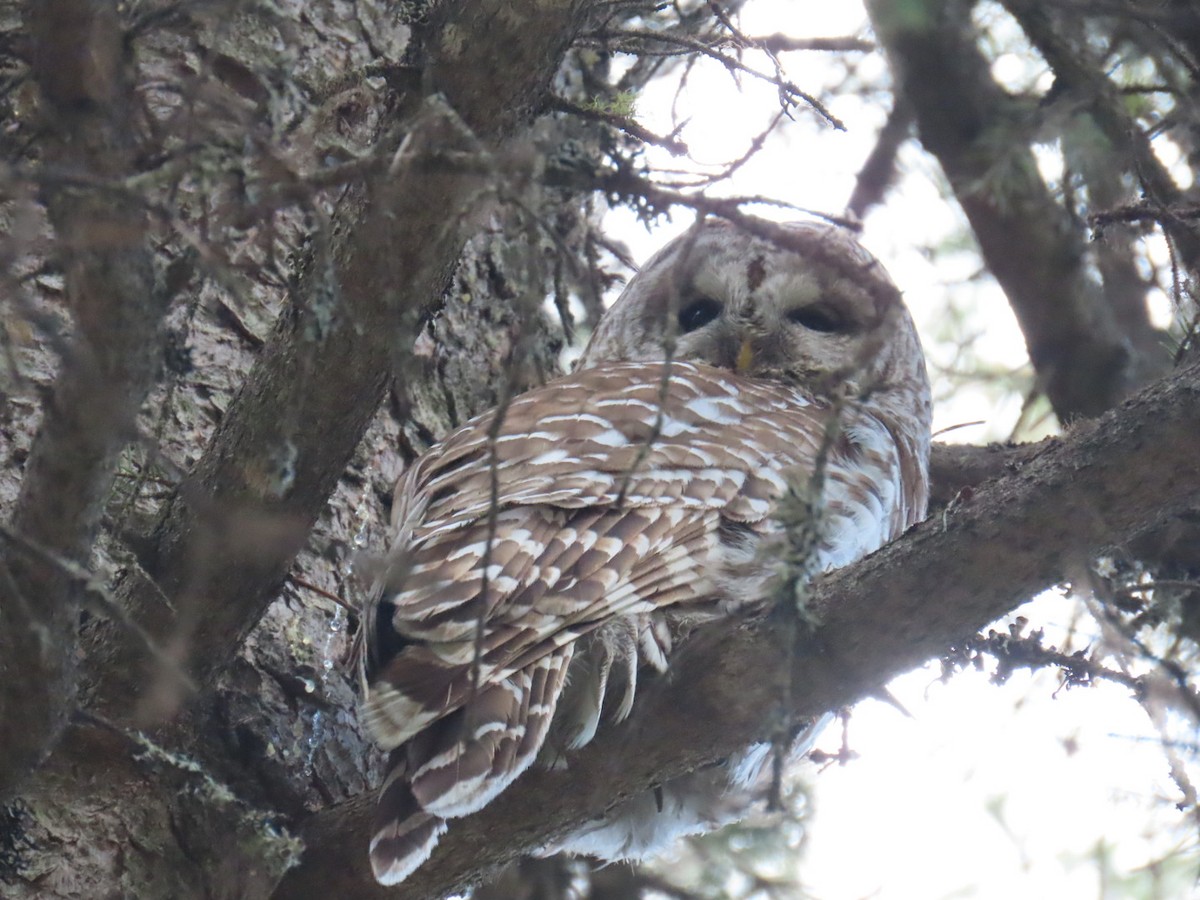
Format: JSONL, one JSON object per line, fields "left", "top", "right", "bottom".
{"left": 787, "top": 304, "right": 850, "bottom": 334}
{"left": 677, "top": 296, "right": 722, "bottom": 333}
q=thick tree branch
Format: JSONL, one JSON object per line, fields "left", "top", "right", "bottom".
{"left": 275, "top": 360, "right": 1200, "bottom": 899}
{"left": 1062, "top": 113, "right": 1171, "bottom": 386}
{"left": 81, "top": 0, "right": 595, "bottom": 722}
{"left": 0, "top": 0, "right": 167, "bottom": 800}
{"left": 866, "top": 0, "right": 1134, "bottom": 420}
{"left": 927, "top": 440, "right": 1052, "bottom": 509}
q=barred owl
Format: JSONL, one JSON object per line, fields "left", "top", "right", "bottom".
{"left": 361, "top": 218, "right": 932, "bottom": 885}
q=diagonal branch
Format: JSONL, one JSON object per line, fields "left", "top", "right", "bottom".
{"left": 80, "top": 0, "right": 597, "bottom": 724}
{"left": 274, "top": 359, "right": 1200, "bottom": 900}
{"left": 865, "top": 0, "right": 1135, "bottom": 420}
{"left": 999, "top": 0, "right": 1200, "bottom": 278}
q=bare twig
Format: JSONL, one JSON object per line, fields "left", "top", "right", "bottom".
{"left": 582, "top": 27, "right": 845, "bottom": 130}
{"left": 550, "top": 96, "right": 689, "bottom": 156}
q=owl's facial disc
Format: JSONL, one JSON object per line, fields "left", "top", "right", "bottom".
{"left": 578, "top": 218, "right": 921, "bottom": 407}
{"left": 667, "top": 256, "right": 885, "bottom": 389}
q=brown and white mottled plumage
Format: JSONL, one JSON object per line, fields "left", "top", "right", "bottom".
{"left": 362, "top": 219, "right": 932, "bottom": 884}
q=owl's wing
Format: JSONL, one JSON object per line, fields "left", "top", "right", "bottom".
{"left": 364, "top": 362, "right": 823, "bottom": 735}
{"left": 365, "top": 362, "right": 831, "bottom": 885}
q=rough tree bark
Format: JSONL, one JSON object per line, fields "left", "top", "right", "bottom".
{"left": 0, "top": 0, "right": 169, "bottom": 803}
{"left": 3, "top": 1, "right": 595, "bottom": 896}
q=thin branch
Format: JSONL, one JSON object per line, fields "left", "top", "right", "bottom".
{"left": 550, "top": 96, "right": 689, "bottom": 156}
{"left": 582, "top": 27, "right": 845, "bottom": 130}
{"left": 847, "top": 99, "right": 913, "bottom": 219}
{"left": 758, "top": 34, "right": 875, "bottom": 54}
{"left": 1092, "top": 201, "right": 1200, "bottom": 228}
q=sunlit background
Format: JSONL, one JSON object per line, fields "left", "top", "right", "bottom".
{"left": 600, "top": 2, "right": 1198, "bottom": 897}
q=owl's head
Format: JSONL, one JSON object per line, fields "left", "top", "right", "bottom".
{"left": 581, "top": 219, "right": 928, "bottom": 413}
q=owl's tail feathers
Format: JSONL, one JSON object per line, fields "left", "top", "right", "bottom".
{"left": 369, "top": 645, "right": 576, "bottom": 885}
{"left": 361, "top": 647, "right": 473, "bottom": 750}
{"left": 409, "top": 643, "right": 575, "bottom": 818}
{"left": 370, "top": 766, "right": 448, "bottom": 886}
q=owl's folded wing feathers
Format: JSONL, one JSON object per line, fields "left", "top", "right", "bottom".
{"left": 364, "top": 362, "right": 833, "bottom": 885}
{"left": 363, "top": 362, "right": 827, "bottom": 742}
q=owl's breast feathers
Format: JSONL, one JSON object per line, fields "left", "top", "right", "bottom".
{"left": 363, "top": 360, "right": 922, "bottom": 885}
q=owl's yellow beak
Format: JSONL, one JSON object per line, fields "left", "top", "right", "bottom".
{"left": 735, "top": 338, "right": 754, "bottom": 374}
